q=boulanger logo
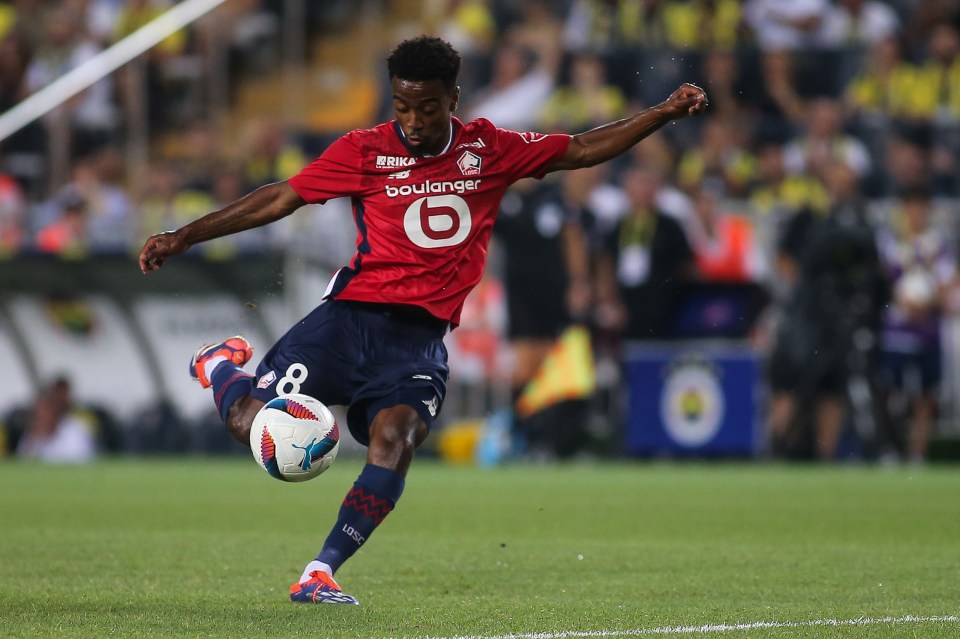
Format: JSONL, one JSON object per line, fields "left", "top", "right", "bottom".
{"left": 385, "top": 178, "right": 481, "bottom": 198}
{"left": 660, "top": 359, "right": 724, "bottom": 447}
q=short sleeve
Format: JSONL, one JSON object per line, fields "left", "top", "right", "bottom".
{"left": 491, "top": 123, "right": 571, "bottom": 181}
{"left": 287, "top": 134, "right": 364, "bottom": 204}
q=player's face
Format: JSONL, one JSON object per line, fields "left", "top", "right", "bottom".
{"left": 391, "top": 78, "right": 459, "bottom": 156}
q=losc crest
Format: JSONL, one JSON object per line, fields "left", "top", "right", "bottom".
{"left": 659, "top": 356, "right": 724, "bottom": 448}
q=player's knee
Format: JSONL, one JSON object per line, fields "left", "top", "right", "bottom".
{"left": 368, "top": 405, "right": 428, "bottom": 470}
{"left": 225, "top": 396, "right": 263, "bottom": 446}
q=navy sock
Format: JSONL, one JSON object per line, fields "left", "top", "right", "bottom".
{"left": 317, "top": 463, "right": 405, "bottom": 574}
{"left": 209, "top": 362, "right": 254, "bottom": 422}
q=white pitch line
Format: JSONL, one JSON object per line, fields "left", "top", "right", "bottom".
{"left": 394, "top": 614, "right": 960, "bottom": 639}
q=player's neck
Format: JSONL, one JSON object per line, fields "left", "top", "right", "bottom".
{"left": 399, "top": 122, "right": 454, "bottom": 158}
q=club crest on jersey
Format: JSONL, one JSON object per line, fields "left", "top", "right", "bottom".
{"left": 376, "top": 155, "right": 417, "bottom": 169}
{"left": 457, "top": 150, "right": 482, "bottom": 176}
{"left": 257, "top": 371, "right": 277, "bottom": 389}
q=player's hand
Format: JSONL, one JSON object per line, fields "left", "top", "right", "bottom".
{"left": 138, "top": 230, "right": 189, "bottom": 274}
{"left": 660, "top": 83, "right": 708, "bottom": 119}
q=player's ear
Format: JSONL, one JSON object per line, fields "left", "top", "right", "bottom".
{"left": 450, "top": 86, "right": 460, "bottom": 112}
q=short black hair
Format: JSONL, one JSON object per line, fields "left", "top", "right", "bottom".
{"left": 387, "top": 36, "right": 461, "bottom": 92}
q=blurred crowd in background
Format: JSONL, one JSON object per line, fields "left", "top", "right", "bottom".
{"left": 4, "top": 0, "right": 960, "bottom": 465}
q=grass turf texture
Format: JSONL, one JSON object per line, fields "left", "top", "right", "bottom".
{"left": 0, "top": 458, "right": 957, "bottom": 639}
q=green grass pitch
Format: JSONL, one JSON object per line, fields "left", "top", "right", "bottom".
{"left": 1, "top": 457, "right": 958, "bottom": 638}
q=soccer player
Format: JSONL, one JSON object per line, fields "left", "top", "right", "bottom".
{"left": 138, "top": 35, "right": 706, "bottom": 605}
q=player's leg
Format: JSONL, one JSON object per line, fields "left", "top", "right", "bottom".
{"left": 291, "top": 405, "right": 428, "bottom": 605}
{"left": 189, "top": 336, "right": 259, "bottom": 445}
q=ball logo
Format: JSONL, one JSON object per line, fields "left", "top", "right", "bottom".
{"left": 660, "top": 361, "right": 724, "bottom": 447}
{"left": 403, "top": 194, "right": 472, "bottom": 248}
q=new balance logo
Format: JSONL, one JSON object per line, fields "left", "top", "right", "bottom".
{"left": 412, "top": 374, "right": 432, "bottom": 381}
{"left": 376, "top": 155, "right": 416, "bottom": 168}
{"left": 388, "top": 170, "right": 411, "bottom": 179}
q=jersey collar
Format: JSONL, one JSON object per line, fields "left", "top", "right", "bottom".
{"left": 393, "top": 119, "right": 459, "bottom": 158}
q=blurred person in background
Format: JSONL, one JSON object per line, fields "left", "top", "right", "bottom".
{"left": 493, "top": 171, "right": 593, "bottom": 460}
{"left": 539, "top": 51, "right": 627, "bottom": 133}
{"left": 25, "top": 3, "right": 118, "bottom": 185}
{"left": 595, "top": 165, "right": 697, "bottom": 341}
{"left": 783, "top": 96, "right": 873, "bottom": 186}
{"left": 876, "top": 186, "right": 955, "bottom": 464}
{"left": 675, "top": 116, "right": 758, "bottom": 199}
{"left": 765, "top": 162, "right": 887, "bottom": 460}
{"left": 65, "top": 146, "right": 134, "bottom": 252}
{"left": 0, "top": 170, "right": 26, "bottom": 255}
{"left": 687, "top": 184, "right": 766, "bottom": 284}
{"left": 237, "top": 118, "right": 308, "bottom": 189}
{"left": 16, "top": 376, "right": 98, "bottom": 464}
{"left": 35, "top": 186, "right": 88, "bottom": 255}
{"left": 465, "top": 41, "right": 557, "bottom": 131}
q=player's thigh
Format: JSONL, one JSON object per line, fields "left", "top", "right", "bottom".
{"left": 249, "top": 303, "right": 357, "bottom": 406}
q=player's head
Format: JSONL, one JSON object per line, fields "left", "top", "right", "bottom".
{"left": 387, "top": 35, "right": 460, "bottom": 92}
{"left": 386, "top": 36, "right": 462, "bottom": 156}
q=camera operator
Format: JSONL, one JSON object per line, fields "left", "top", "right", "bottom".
{"left": 766, "top": 162, "right": 889, "bottom": 460}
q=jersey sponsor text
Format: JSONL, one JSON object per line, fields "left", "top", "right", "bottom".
{"left": 385, "top": 178, "right": 481, "bottom": 198}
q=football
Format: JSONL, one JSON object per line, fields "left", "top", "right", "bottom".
{"left": 250, "top": 394, "right": 340, "bottom": 482}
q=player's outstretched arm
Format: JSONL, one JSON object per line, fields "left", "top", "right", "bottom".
{"left": 139, "top": 181, "right": 305, "bottom": 273}
{"left": 547, "top": 83, "right": 707, "bottom": 173}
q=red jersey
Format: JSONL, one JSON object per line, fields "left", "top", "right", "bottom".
{"left": 287, "top": 117, "right": 570, "bottom": 325}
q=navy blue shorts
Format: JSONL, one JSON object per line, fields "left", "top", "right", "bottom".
{"left": 249, "top": 299, "right": 449, "bottom": 446}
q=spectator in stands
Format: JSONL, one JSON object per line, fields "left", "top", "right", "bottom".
{"left": 35, "top": 186, "right": 89, "bottom": 255}
{"left": 595, "top": 165, "right": 697, "bottom": 340}
{"left": 563, "top": 0, "right": 649, "bottom": 52}
{"left": 0, "top": 29, "right": 49, "bottom": 201}
{"left": 661, "top": 0, "right": 743, "bottom": 52}
{"left": 25, "top": 4, "right": 118, "bottom": 176}
{"left": 743, "top": 0, "right": 835, "bottom": 52}
{"left": 877, "top": 186, "right": 955, "bottom": 464}
{"left": 687, "top": 185, "right": 766, "bottom": 284}
{"left": 904, "top": 23, "right": 960, "bottom": 125}
{"left": 820, "top": 0, "right": 901, "bottom": 48}
{"left": 748, "top": 140, "right": 830, "bottom": 219}
{"left": 16, "top": 376, "right": 98, "bottom": 464}
{"left": 437, "top": 0, "right": 498, "bottom": 56}
{"left": 67, "top": 147, "right": 134, "bottom": 252}
{"left": 676, "top": 116, "right": 758, "bottom": 199}
{"left": 783, "top": 96, "right": 873, "bottom": 183}
{"left": 113, "top": 0, "right": 188, "bottom": 130}
{"left": 465, "top": 41, "right": 557, "bottom": 130}
{"left": 698, "top": 49, "right": 755, "bottom": 121}
{"left": 0, "top": 170, "right": 26, "bottom": 255}
{"left": 843, "top": 36, "right": 916, "bottom": 131}
{"left": 174, "top": 120, "right": 221, "bottom": 192}
{"left": 237, "top": 118, "right": 308, "bottom": 189}
{"left": 137, "top": 160, "right": 182, "bottom": 240}
{"left": 539, "top": 52, "right": 627, "bottom": 133}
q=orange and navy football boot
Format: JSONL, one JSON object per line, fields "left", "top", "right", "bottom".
{"left": 188, "top": 336, "right": 253, "bottom": 389}
{"left": 289, "top": 570, "right": 359, "bottom": 605}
